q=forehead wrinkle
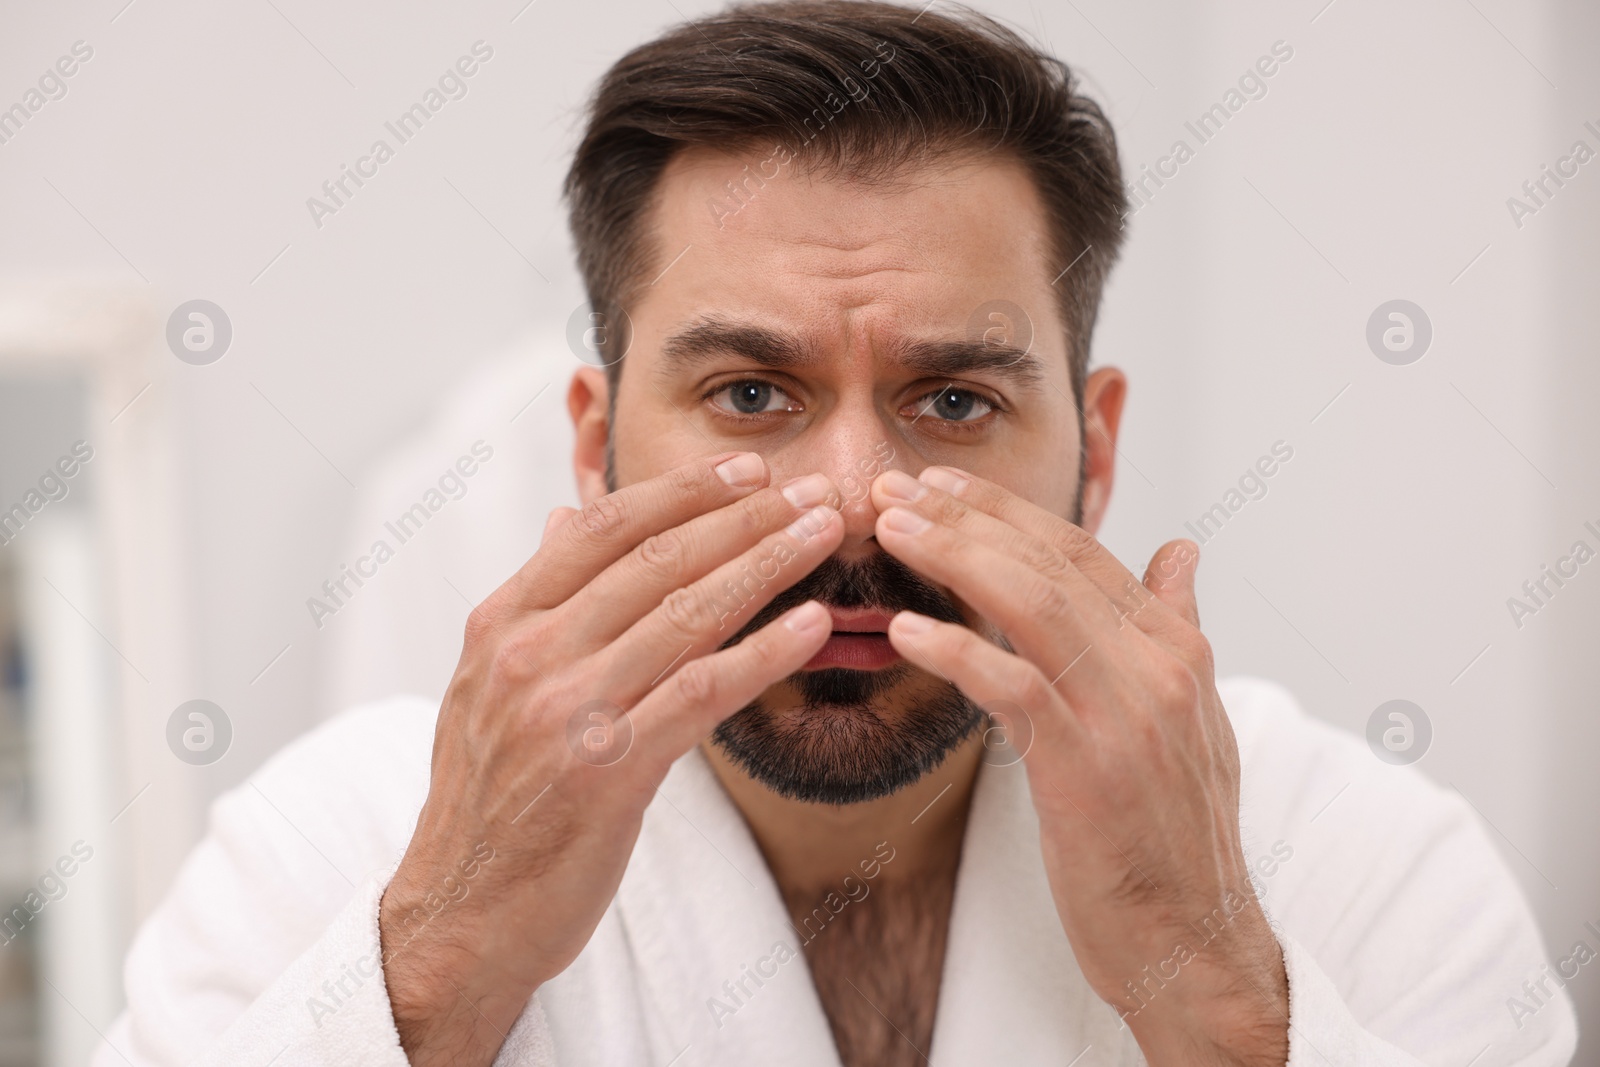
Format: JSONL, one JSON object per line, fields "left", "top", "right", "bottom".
{"left": 757, "top": 238, "right": 938, "bottom": 287}
{"left": 750, "top": 216, "right": 944, "bottom": 281}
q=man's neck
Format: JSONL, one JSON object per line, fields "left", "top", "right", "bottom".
{"left": 703, "top": 734, "right": 983, "bottom": 1066}
{"left": 700, "top": 735, "right": 984, "bottom": 897}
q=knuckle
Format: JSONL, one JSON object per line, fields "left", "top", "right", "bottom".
{"left": 657, "top": 585, "right": 708, "bottom": 638}
{"left": 1179, "top": 629, "right": 1215, "bottom": 676}
{"left": 720, "top": 489, "right": 779, "bottom": 544}
{"left": 663, "top": 462, "right": 707, "bottom": 500}
{"left": 1056, "top": 521, "right": 1095, "bottom": 557}
{"left": 1020, "top": 576, "right": 1070, "bottom": 622}
{"left": 925, "top": 491, "right": 966, "bottom": 524}
{"left": 747, "top": 487, "right": 791, "bottom": 531}
{"left": 673, "top": 657, "right": 720, "bottom": 706}
{"left": 576, "top": 495, "right": 628, "bottom": 539}
{"left": 1018, "top": 538, "right": 1067, "bottom": 582}
{"left": 638, "top": 529, "right": 688, "bottom": 581}
{"left": 1154, "top": 659, "right": 1200, "bottom": 710}
{"left": 1006, "top": 662, "right": 1054, "bottom": 708}
{"left": 488, "top": 628, "right": 546, "bottom": 682}
{"left": 1109, "top": 579, "right": 1152, "bottom": 626}
{"left": 463, "top": 603, "right": 499, "bottom": 647}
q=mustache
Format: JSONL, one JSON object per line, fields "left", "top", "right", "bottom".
{"left": 722, "top": 549, "right": 966, "bottom": 648}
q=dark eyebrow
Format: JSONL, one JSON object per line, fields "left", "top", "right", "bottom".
{"left": 656, "top": 318, "right": 1047, "bottom": 391}
{"left": 658, "top": 320, "right": 812, "bottom": 375}
{"left": 893, "top": 338, "right": 1046, "bottom": 391}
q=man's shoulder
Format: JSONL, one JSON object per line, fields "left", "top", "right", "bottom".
{"left": 1216, "top": 675, "right": 1526, "bottom": 960}
{"left": 1217, "top": 675, "right": 1471, "bottom": 846}
{"left": 1214, "top": 687, "right": 1574, "bottom": 1063}
{"left": 249, "top": 693, "right": 438, "bottom": 798}
{"left": 212, "top": 694, "right": 440, "bottom": 876}
{"left": 112, "top": 693, "right": 444, "bottom": 1043}
{"left": 1221, "top": 674, "right": 1418, "bottom": 785}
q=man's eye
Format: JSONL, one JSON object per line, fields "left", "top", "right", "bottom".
{"left": 712, "top": 381, "right": 797, "bottom": 415}
{"left": 912, "top": 387, "right": 993, "bottom": 423}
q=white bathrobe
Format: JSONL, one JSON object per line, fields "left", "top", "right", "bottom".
{"left": 95, "top": 677, "right": 1576, "bottom": 1066}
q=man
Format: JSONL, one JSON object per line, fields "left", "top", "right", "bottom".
{"left": 100, "top": 3, "right": 1575, "bottom": 1065}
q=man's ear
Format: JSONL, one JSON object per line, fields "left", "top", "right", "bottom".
{"left": 568, "top": 367, "right": 610, "bottom": 505}
{"left": 1077, "top": 366, "right": 1126, "bottom": 535}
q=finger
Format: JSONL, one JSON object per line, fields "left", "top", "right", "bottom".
{"left": 629, "top": 600, "right": 832, "bottom": 770}
{"left": 595, "top": 504, "right": 844, "bottom": 701}
{"left": 558, "top": 473, "right": 838, "bottom": 651}
{"left": 1142, "top": 539, "right": 1201, "bottom": 629}
{"left": 489, "top": 451, "right": 769, "bottom": 617}
{"left": 542, "top": 506, "right": 578, "bottom": 545}
{"left": 899, "top": 466, "right": 1183, "bottom": 639}
{"left": 873, "top": 468, "right": 1083, "bottom": 602}
{"left": 885, "top": 611, "right": 1079, "bottom": 751}
{"left": 875, "top": 505, "right": 1124, "bottom": 693}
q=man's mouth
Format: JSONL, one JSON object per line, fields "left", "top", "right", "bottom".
{"left": 803, "top": 608, "right": 903, "bottom": 671}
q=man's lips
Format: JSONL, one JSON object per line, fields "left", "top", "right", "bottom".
{"left": 827, "top": 608, "right": 895, "bottom": 633}
{"left": 802, "top": 608, "right": 903, "bottom": 671}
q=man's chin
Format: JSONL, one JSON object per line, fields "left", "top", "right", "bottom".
{"left": 708, "top": 667, "right": 983, "bottom": 805}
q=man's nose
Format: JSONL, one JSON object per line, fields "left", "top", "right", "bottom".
{"left": 778, "top": 408, "right": 906, "bottom": 556}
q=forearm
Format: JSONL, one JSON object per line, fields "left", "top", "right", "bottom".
{"left": 378, "top": 877, "right": 544, "bottom": 1067}
{"left": 1122, "top": 906, "right": 1289, "bottom": 1067}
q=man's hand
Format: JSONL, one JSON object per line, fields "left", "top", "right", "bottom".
{"left": 379, "top": 453, "right": 843, "bottom": 1067}
{"left": 870, "top": 466, "right": 1289, "bottom": 1067}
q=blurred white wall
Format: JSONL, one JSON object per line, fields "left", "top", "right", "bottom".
{"left": 0, "top": 0, "right": 1595, "bottom": 1060}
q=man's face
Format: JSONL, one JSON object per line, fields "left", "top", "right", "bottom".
{"left": 573, "top": 146, "right": 1118, "bottom": 803}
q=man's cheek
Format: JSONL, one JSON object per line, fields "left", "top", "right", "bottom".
{"left": 606, "top": 395, "right": 721, "bottom": 492}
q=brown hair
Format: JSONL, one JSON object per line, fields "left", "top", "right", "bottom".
{"left": 564, "top": 0, "right": 1127, "bottom": 405}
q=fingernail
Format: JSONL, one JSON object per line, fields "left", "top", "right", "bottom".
{"left": 893, "top": 611, "right": 936, "bottom": 635}
{"left": 786, "top": 505, "right": 836, "bottom": 542}
{"left": 780, "top": 473, "right": 832, "bottom": 509}
{"left": 714, "top": 452, "right": 765, "bottom": 488}
{"left": 878, "top": 468, "right": 927, "bottom": 504}
{"left": 785, "top": 601, "right": 829, "bottom": 635}
{"left": 880, "top": 506, "right": 931, "bottom": 536}
{"left": 919, "top": 466, "right": 970, "bottom": 496}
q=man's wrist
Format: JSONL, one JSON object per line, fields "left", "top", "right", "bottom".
{"left": 379, "top": 882, "right": 532, "bottom": 1067}
{"left": 1121, "top": 908, "right": 1290, "bottom": 1067}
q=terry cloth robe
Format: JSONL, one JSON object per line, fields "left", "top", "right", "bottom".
{"left": 95, "top": 677, "right": 1577, "bottom": 1066}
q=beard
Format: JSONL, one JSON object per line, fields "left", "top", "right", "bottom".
{"left": 603, "top": 415, "right": 1090, "bottom": 804}
{"left": 713, "top": 549, "right": 985, "bottom": 805}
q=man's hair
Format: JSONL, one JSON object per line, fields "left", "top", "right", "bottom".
{"left": 564, "top": 0, "right": 1128, "bottom": 405}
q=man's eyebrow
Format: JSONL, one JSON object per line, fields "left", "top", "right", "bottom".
{"left": 656, "top": 319, "right": 1047, "bottom": 390}
{"left": 657, "top": 320, "right": 812, "bottom": 374}
{"left": 894, "top": 338, "right": 1047, "bottom": 391}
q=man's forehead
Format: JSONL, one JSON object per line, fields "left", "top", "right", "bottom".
{"left": 650, "top": 144, "right": 1055, "bottom": 276}
{"left": 632, "top": 144, "right": 1067, "bottom": 365}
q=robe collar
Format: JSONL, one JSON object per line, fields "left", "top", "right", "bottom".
{"left": 615, "top": 747, "right": 1145, "bottom": 1066}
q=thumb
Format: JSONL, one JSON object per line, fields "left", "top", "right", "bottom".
{"left": 1143, "top": 539, "right": 1201, "bottom": 628}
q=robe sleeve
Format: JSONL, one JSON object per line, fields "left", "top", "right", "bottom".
{"left": 1225, "top": 677, "right": 1578, "bottom": 1067}
{"left": 1276, "top": 925, "right": 1573, "bottom": 1067}
{"left": 90, "top": 697, "right": 558, "bottom": 1066}
{"left": 1277, "top": 932, "right": 1429, "bottom": 1066}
